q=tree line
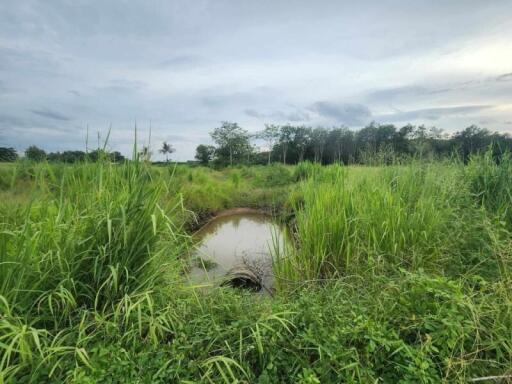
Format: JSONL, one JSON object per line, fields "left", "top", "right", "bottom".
{"left": 195, "top": 122, "right": 512, "bottom": 166}
{"left": 0, "top": 146, "right": 125, "bottom": 163}
{"left": 2, "top": 122, "right": 511, "bottom": 165}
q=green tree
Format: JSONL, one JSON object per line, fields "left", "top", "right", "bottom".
{"left": 452, "top": 125, "right": 492, "bottom": 162}
{"left": 311, "top": 127, "right": 328, "bottom": 163}
{"left": 195, "top": 144, "right": 216, "bottom": 165}
{"left": 256, "top": 124, "right": 280, "bottom": 164}
{"left": 25, "top": 145, "right": 46, "bottom": 162}
{"left": 210, "top": 122, "right": 251, "bottom": 166}
{"left": 325, "top": 127, "right": 354, "bottom": 163}
{"left": 291, "top": 126, "right": 312, "bottom": 163}
{"left": 278, "top": 125, "right": 294, "bottom": 164}
{"left": 0, "top": 147, "right": 18, "bottom": 162}
{"left": 159, "top": 141, "right": 175, "bottom": 162}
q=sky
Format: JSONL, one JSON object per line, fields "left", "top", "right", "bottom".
{"left": 1, "top": 0, "right": 511, "bottom": 160}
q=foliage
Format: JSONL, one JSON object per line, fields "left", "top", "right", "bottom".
{"left": 255, "top": 124, "right": 280, "bottom": 164}
{"left": 199, "top": 122, "right": 512, "bottom": 167}
{"left": 195, "top": 144, "right": 216, "bottom": 165}
{"left": 211, "top": 122, "right": 252, "bottom": 166}
{"left": 159, "top": 141, "right": 175, "bottom": 162}
{"left": 0, "top": 147, "right": 18, "bottom": 162}
{"left": 25, "top": 145, "right": 47, "bottom": 161}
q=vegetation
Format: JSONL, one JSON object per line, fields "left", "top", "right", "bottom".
{"left": 0, "top": 147, "right": 18, "bottom": 162}
{"left": 24, "top": 145, "right": 47, "bottom": 162}
{"left": 159, "top": 141, "right": 175, "bottom": 162}
{"left": 3, "top": 122, "right": 511, "bottom": 168}
{"left": 1, "top": 146, "right": 126, "bottom": 164}
{"left": 0, "top": 148, "right": 511, "bottom": 383}
{"left": 195, "top": 144, "right": 216, "bottom": 165}
{"left": 210, "top": 122, "right": 253, "bottom": 166}
{"left": 195, "top": 123, "right": 512, "bottom": 166}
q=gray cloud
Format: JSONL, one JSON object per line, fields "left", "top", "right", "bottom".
{"left": 377, "top": 105, "right": 493, "bottom": 122}
{"left": 245, "top": 108, "right": 309, "bottom": 122}
{"left": 311, "top": 102, "right": 372, "bottom": 126}
{"left": 30, "top": 108, "right": 72, "bottom": 121}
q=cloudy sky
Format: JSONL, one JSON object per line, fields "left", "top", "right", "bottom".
{"left": 1, "top": 0, "right": 511, "bottom": 160}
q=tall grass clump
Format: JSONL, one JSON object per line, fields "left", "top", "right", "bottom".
{"left": 466, "top": 149, "right": 512, "bottom": 228}
{"left": 276, "top": 161, "right": 505, "bottom": 282}
{"left": 0, "top": 157, "right": 188, "bottom": 381}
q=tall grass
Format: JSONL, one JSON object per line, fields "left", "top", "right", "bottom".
{"left": 466, "top": 150, "right": 512, "bottom": 227}
{"left": 0, "top": 158, "right": 188, "bottom": 381}
{"left": 275, "top": 155, "right": 510, "bottom": 282}
{"left": 1, "top": 152, "right": 511, "bottom": 382}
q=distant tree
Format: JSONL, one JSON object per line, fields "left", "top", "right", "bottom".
{"left": 325, "top": 127, "right": 354, "bottom": 163}
{"left": 47, "top": 150, "right": 87, "bottom": 163}
{"left": 356, "top": 123, "right": 379, "bottom": 156}
{"left": 25, "top": 145, "right": 46, "bottom": 162}
{"left": 159, "top": 141, "right": 175, "bottom": 162}
{"left": 278, "top": 125, "right": 294, "bottom": 164}
{"left": 195, "top": 144, "right": 215, "bottom": 165}
{"left": 109, "top": 151, "right": 125, "bottom": 163}
{"left": 256, "top": 124, "right": 280, "bottom": 164}
{"left": 452, "top": 125, "right": 492, "bottom": 162}
{"left": 291, "top": 126, "right": 312, "bottom": 163}
{"left": 0, "top": 147, "right": 18, "bottom": 162}
{"left": 311, "top": 127, "right": 328, "bottom": 163}
{"left": 210, "top": 122, "right": 251, "bottom": 166}
{"left": 393, "top": 124, "right": 414, "bottom": 155}
{"left": 87, "top": 149, "right": 107, "bottom": 162}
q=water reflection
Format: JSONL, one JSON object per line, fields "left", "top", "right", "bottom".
{"left": 190, "top": 213, "right": 287, "bottom": 291}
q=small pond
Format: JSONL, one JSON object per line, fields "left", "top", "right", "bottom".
{"left": 190, "top": 210, "right": 288, "bottom": 292}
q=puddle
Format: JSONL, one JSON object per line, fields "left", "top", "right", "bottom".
{"left": 190, "top": 212, "right": 288, "bottom": 292}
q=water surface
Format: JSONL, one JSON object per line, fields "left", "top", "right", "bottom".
{"left": 190, "top": 212, "right": 287, "bottom": 291}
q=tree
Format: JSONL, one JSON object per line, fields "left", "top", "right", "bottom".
{"left": 195, "top": 144, "right": 215, "bottom": 165}
{"left": 278, "top": 125, "right": 294, "bottom": 164}
{"left": 0, "top": 147, "right": 18, "bottom": 162}
{"left": 325, "top": 127, "right": 354, "bottom": 163}
{"left": 393, "top": 124, "right": 414, "bottom": 155}
{"left": 291, "top": 126, "right": 312, "bottom": 163}
{"left": 210, "top": 122, "right": 251, "bottom": 166}
{"left": 311, "top": 127, "right": 328, "bottom": 163}
{"left": 159, "top": 141, "right": 175, "bottom": 162}
{"left": 25, "top": 145, "right": 46, "bottom": 162}
{"left": 47, "top": 150, "right": 86, "bottom": 163}
{"left": 256, "top": 124, "right": 280, "bottom": 164}
{"left": 452, "top": 125, "right": 492, "bottom": 162}
{"left": 109, "top": 151, "right": 125, "bottom": 163}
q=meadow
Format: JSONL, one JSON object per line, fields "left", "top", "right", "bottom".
{"left": 0, "top": 152, "right": 511, "bottom": 383}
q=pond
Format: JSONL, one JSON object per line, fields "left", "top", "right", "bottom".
{"left": 190, "top": 210, "right": 288, "bottom": 293}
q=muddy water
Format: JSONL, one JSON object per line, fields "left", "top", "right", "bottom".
{"left": 190, "top": 212, "right": 288, "bottom": 291}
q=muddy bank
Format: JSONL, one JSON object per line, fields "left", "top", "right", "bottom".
{"left": 185, "top": 205, "right": 279, "bottom": 233}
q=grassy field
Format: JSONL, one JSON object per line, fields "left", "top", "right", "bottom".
{"left": 1, "top": 153, "right": 511, "bottom": 383}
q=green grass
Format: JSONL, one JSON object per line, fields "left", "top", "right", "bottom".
{"left": 0, "top": 153, "right": 511, "bottom": 383}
